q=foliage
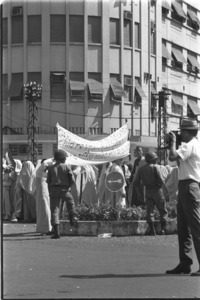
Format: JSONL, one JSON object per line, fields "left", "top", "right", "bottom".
{"left": 62, "top": 200, "right": 177, "bottom": 221}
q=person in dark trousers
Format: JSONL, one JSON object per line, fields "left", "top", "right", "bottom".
{"left": 133, "top": 151, "right": 168, "bottom": 235}
{"left": 166, "top": 119, "right": 200, "bottom": 276}
{"left": 129, "top": 146, "right": 145, "bottom": 183}
{"left": 47, "top": 149, "right": 78, "bottom": 239}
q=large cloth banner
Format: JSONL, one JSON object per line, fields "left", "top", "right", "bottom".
{"left": 56, "top": 123, "right": 130, "bottom": 166}
{"left": 64, "top": 141, "right": 130, "bottom": 166}
{"left": 56, "top": 122, "right": 129, "bottom": 154}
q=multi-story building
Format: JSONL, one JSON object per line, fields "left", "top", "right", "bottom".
{"left": 2, "top": 0, "right": 200, "bottom": 162}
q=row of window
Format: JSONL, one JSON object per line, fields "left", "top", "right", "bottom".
{"left": 3, "top": 1, "right": 199, "bottom": 48}
{"left": 162, "top": 42, "right": 200, "bottom": 74}
{"left": 4, "top": 91, "right": 200, "bottom": 140}
{"left": 162, "top": 1, "right": 200, "bottom": 31}
{"left": 8, "top": 143, "right": 43, "bottom": 156}
{"left": 3, "top": 14, "right": 138, "bottom": 48}
{"left": 3, "top": 72, "right": 145, "bottom": 103}
{"left": 151, "top": 90, "right": 200, "bottom": 119}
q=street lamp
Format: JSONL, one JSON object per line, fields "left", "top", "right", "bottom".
{"left": 24, "top": 81, "right": 42, "bottom": 166}
{"left": 156, "top": 89, "right": 171, "bottom": 165}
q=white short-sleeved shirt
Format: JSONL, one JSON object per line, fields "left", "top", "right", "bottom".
{"left": 176, "top": 137, "right": 200, "bottom": 182}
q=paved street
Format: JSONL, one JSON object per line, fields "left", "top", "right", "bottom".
{"left": 2, "top": 222, "right": 200, "bottom": 299}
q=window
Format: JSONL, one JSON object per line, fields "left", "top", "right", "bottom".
{"left": 28, "top": 15, "right": 41, "bottom": 43}
{"left": 187, "top": 7, "right": 200, "bottom": 31}
{"left": 162, "top": 42, "right": 171, "bottom": 60}
{"left": 171, "top": 1, "right": 186, "bottom": 23}
{"left": 50, "top": 15, "right": 66, "bottom": 43}
{"left": 27, "top": 72, "right": 42, "bottom": 84}
{"left": 151, "top": 29, "right": 156, "bottom": 55}
{"left": 124, "top": 75, "right": 132, "bottom": 102}
{"left": 135, "top": 78, "right": 146, "bottom": 104}
{"left": 3, "top": 18, "right": 8, "bottom": 45}
{"left": 70, "top": 16, "right": 84, "bottom": 43}
{"left": 110, "top": 18, "right": 120, "bottom": 45}
{"left": 187, "top": 52, "right": 200, "bottom": 74}
{"left": 162, "top": 1, "right": 170, "bottom": 16}
{"left": 124, "top": 19, "right": 132, "bottom": 47}
{"left": 187, "top": 97, "right": 200, "bottom": 118}
{"left": 171, "top": 93, "right": 183, "bottom": 115}
{"left": 12, "top": 15, "right": 23, "bottom": 44}
{"left": 88, "top": 16, "right": 101, "bottom": 43}
{"left": 69, "top": 72, "right": 85, "bottom": 98}
{"left": 171, "top": 46, "right": 186, "bottom": 71}
{"left": 88, "top": 73, "right": 103, "bottom": 101}
{"left": 8, "top": 73, "right": 23, "bottom": 101}
{"left": 9, "top": 144, "right": 42, "bottom": 156}
{"left": 2, "top": 74, "right": 8, "bottom": 102}
{"left": 110, "top": 75, "right": 125, "bottom": 102}
{"left": 50, "top": 72, "right": 66, "bottom": 100}
{"left": 134, "top": 23, "right": 140, "bottom": 49}
{"left": 151, "top": 83, "right": 158, "bottom": 107}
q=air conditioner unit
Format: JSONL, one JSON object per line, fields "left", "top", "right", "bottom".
{"left": 195, "top": 67, "right": 199, "bottom": 74}
{"left": 124, "top": 77, "right": 132, "bottom": 86}
{"left": 124, "top": 11, "right": 132, "bottom": 20}
{"left": 12, "top": 7, "right": 23, "bottom": 16}
{"left": 151, "top": 21, "right": 156, "bottom": 33}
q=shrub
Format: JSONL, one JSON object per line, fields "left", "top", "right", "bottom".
{"left": 62, "top": 200, "right": 177, "bottom": 221}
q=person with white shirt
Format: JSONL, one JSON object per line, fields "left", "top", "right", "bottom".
{"left": 166, "top": 119, "right": 200, "bottom": 277}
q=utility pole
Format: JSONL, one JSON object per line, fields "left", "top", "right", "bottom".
{"left": 24, "top": 81, "right": 42, "bottom": 166}
{"left": 157, "top": 89, "right": 171, "bottom": 165}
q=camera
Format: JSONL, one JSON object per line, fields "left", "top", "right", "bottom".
{"left": 165, "top": 131, "right": 181, "bottom": 149}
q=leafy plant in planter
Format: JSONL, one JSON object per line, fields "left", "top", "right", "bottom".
{"left": 62, "top": 200, "right": 177, "bottom": 222}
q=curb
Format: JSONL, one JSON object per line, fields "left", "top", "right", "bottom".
{"left": 59, "top": 219, "right": 177, "bottom": 236}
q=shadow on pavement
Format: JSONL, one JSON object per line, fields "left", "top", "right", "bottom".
{"left": 3, "top": 232, "right": 39, "bottom": 237}
{"left": 60, "top": 273, "right": 170, "bottom": 279}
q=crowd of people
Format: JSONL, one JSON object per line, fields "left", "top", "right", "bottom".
{"left": 2, "top": 118, "right": 200, "bottom": 275}
{"left": 2, "top": 146, "right": 178, "bottom": 234}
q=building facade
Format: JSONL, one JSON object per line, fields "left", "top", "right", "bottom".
{"left": 2, "top": 0, "right": 200, "bottom": 162}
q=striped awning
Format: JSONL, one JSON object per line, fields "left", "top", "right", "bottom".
{"left": 187, "top": 54, "right": 200, "bottom": 69}
{"left": 135, "top": 82, "right": 146, "bottom": 99}
{"left": 162, "top": 44, "right": 171, "bottom": 59}
{"left": 8, "top": 74, "right": 23, "bottom": 97}
{"left": 187, "top": 9, "right": 200, "bottom": 26}
{"left": 172, "top": 95, "right": 183, "bottom": 106}
{"left": 110, "top": 78, "right": 125, "bottom": 98}
{"left": 188, "top": 100, "right": 200, "bottom": 115}
{"left": 88, "top": 79, "right": 103, "bottom": 94}
{"left": 172, "top": 48, "right": 187, "bottom": 64}
{"left": 172, "top": 1, "right": 186, "bottom": 19}
{"left": 70, "top": 80, "right": 85, "bottom": 91}
{"left": 162, "top": 0, "right": 171, "bottom": 11}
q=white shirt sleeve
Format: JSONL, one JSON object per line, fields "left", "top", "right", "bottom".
{"left": 176, "top": 142, "right": 192, "bottom": 161}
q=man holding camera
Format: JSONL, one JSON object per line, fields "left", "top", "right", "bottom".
{"left": 166, "top": 119, "right": 200, "bottom": 276}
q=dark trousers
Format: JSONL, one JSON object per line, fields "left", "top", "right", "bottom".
{"left": 146, "top": 188, "right": 168, "bottom": 223}
{"left": 49, "top": 188, "right": 76, "bottom": 226}
{"left": 177, "top": 180, "right": 200, "bottom": 267}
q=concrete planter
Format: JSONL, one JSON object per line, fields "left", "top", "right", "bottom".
{"left": 59, "top": 219, "right": 177, "bottom": 236}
